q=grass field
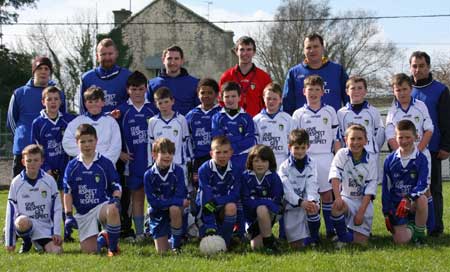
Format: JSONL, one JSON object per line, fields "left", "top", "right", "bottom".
{"left": 1, "top": 184, "right": 450, "bottom": 272}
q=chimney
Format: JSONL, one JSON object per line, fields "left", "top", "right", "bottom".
{"left": 113, "top": 9, "right": 132, "bottom": 27}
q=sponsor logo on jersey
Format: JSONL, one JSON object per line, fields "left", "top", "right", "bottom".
{"left": 22, "top": 194, "right": 30, "bottom": 199}
{"left": 41, "top": 190, "right": 47, "bottom": 198}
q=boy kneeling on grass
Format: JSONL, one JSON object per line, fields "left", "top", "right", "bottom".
{"left": 5, "top": 144, "right": 62, "bottom": 254}
{"left": 63, "top": 124, "right": 122, "bottom": 256}
{"left": 382, "top": 120, "right": 428, "bottom": 245}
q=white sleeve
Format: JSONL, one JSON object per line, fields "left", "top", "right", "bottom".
{"left": 373, "top": 109, "right": 385, "bottom": 149}
{"left": 328, "top": 150, "right": 344, "bottom": 181}
{"left": 5, "top": 182, "right": 18, "bottom": 247}
{"left": 181, "top": 116, "right": 192, "bottom": 162}
{"left": 385, "top": 108, "right": 396, "bottom": 141}
{"left": 420, "top": 102, "right": 434, "bottom": 133}
{"left": 147, "top": 119, "right": 155, "bottom": 166}
{"left": 62, "top": 118, "right": 81, "bottom": 157}
{"left": 278, "top": 162, "right": 300, "bottom": 206}
{"left": 331, "top": 108, "right": 339, "bottom": 140}
{"left": 253, "top": 117, "right": 261, "bottom": 143}
{"left": 104, "top": 117, "right": 122, "bottom": 164}
{"left": 305, "top": 160, "right": 320, "bottom": 202}
{"left": 364, "top": 156, "right": 378, "bottom": 197}
{"left": 52, "top": 182, "right": 63, "bottom": 236}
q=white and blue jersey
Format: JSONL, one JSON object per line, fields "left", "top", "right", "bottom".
{"left": 31, "top": 110, "right": 75, "bottom": 185}
{"left": 328, "top": 148, "right": 378, "bottom": 199}
{"left": 117, "top": 99, "right": 155, "bottom": 177}
{"left": 147, "top": 112, "right": 192, "bottom": 166}
{"left": 5, "top": 170, "right": 62, "bottom": 247}
{"left": 254, "top": 109, "right": 296, "bottom": 168}
{"left": 385, "top": 98, "right": 434, "bottom": 145}
{"left": 241, "top": 169, "right": 284, "bottom": 215}
{"left": 63, "top": 152, "right": 121, "bottom": 215}
{"left": 7, "top": 79, "right": 66, "bottom": 155}
{"left": 211, "top": 108, "right": 256, "bottom": 163}
{"left": 292, "top": 103, "right": 339, "bottom": 154}
{"left": 186, "top": 104, "right": 221, "bottom": 159}
{"left": 196, "top": 160, "right": 242, "bottom": 208}
{"left": 79, "top": 65, "right": 131, "bottom": 114}
{"left": 62, "top": 113, "right": 122, "bottom": 164}
{"left": 382, "top": 147, "right": 429, "bottom": 215}
{"left": 278, "top": 155, "right": 320, "bottom": 209}
{"left": 143, "top": 163, "right": 188, "bottom": 213}
{"left": 337, "top": 101, "right": 385, "bottom": 154}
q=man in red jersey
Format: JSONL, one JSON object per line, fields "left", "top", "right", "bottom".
{"left": 219, "top": 36, "right": 272, "bottom": 117}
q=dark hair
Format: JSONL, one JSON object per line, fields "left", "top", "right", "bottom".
{"left": 289, "top": 129, "right": 309, "bottom": 146}
{"left": 305, "top": 33, "right": 324, "bottom": 46}
{"left": 345, "top": 124, "right": 367, "bottom": 139}
{"left": 152, "top": 138, "right": 176, "bottom": 154}
{"left": 42, "top": 86, "right": 61, "bottom": 100}
{"left": 396, "top": 119, "right": 417, "bottom": 137}
{"left": 22, "top": 144, "right": 44, "bottom": 158}
{"left": 346, "top": 75, "right": 367, "bottom": 90}
{"left": 127, "top": 71, "right": 148, "bottom": 88}
{"left": 246, "top": 144, "right": 277, "bottom": 172}
{"left": 391, "top": 73, "right": 412, "bottom": 88}
{"left": 197, "top": 78, "right": 219, "bottom": 94}
{"left": 235, "top": 36, "right": 256, "bottom": 51}
{"left": 154, "top": 86, "right": 173, "bottom": 100}
{"left": 263, "top": 82, "right": 282, "bottom": 98}
{"left": 304, "top": 75, "right": 324, "bottom": 88}
{"left": 162, "top": 45, "right": 184, "bottom": 59}
{"left": 75, "top": 124, "right": 97, "bottom": 140}
{"left": 211, "top": 135, "right": 232, "bottom": 150}
{"left": 84, "top": 86, "right": 105, "bottom": 101}
{"left": 221, "top": 81, "right": 241, "bottom": 97}
{"left": 409, "top": 51, "right": 431, "bottom": 66}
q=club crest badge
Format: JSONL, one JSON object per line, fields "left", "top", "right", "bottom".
{"left": 323, "top": 117, "right": 328, "bottom": 125}
{"left": 95, "top": 174, "right": 101, "bottom": 183}
{"left": 364, "top": 119, "right": 369, "bottom": 126}
{"left": 173, "top": 129, "right": 179, "bottom": 136}
{"left": 414, "top": 116, "right": 420, "bottom": 123}
{"left": 250, "top": 83, "right": 256, "bottom": 90}
{"left": 41, "top": 190, "right": 47, "bottom": 198}
{"left": 239, "top": 125, "right": 243, "bottom": 134}
{"left": 279, "top": 124, "right": 284, "bottom": 131}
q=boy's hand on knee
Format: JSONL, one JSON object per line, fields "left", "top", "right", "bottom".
{"left": 333, "top": 198, "right": 344, "bottom": 211}
{"left": 384, "top": 214, "right": 394, "bottom": 233}
{"left": 53, "top": 235, "right": 63, "bottom": 246}
{"left": 354, "top": 210, "right": 364, "bottom": 226}
{"left": 395, "top": 198, "right": 410, "bottom": 218}
{"left": 108, "top": 196, "right": 122, "bottom": 213}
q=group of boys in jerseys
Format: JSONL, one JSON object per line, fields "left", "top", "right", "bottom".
{"left": 4, "top": 35, "right": 439, "bottom": 256}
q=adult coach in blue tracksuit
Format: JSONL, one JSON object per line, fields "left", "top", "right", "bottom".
{"left": 282, "top": 33, "right": 349, "bottom": 115}
{"left": 79, "top": 38, "right": 132, "bottom": 114}
{"left": 410, "top": 51, "right": 450, "bottom": 236}
{"left": 146, "top": 45, "right": 199, "bottom": 116}
{"left": 79, "top": 38, "right": 133, "bottom": 239}
{"left": 7, "top": 56, "right": 66, "bottom": 177}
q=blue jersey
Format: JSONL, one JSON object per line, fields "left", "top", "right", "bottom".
{"left": 143, "top": 163, "right": 187, "bottom": 213}
{"left": 186, "top": 104, "right": 221, "bottom": 159}
{"left": 63, "top": 153, "right": 121, "bottom": 215}
{"left": 282, "top": 61, "right": 349, "bottom": 114}
{"left": 147, "top": 68, "right": 200, "bottom": 115}
{"left": 382, "top": 148, "right": 429, "bottom": 215}
{"left": 196, "top": 160, "right": 242, "bottom": 207}
{"left": 7, "top": 79, "right": 66, "bottom": 155}
{"left": 31, "top": 110, "right": 75, "bottom": 176}
{"left": 211, "top": 108, "right": 256, "bottom": 157}
{"left": 80, "top": 65, "right": 131, "bottom": 114}
{"left": 241, "top": 170, "right": 283, "bottom": 214}
{"left": 117, "top": 99, "right": 155, "bottom": 177}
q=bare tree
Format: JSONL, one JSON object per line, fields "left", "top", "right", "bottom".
{"left": 254, "top": 0, "right": 401, "bottom": 92}
{"left": 431, "top": 53, "right": 450, "bottom": 88}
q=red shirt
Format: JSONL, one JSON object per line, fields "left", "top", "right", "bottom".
{"left": 219, "top": 64, "right": 272, "bottom": 117}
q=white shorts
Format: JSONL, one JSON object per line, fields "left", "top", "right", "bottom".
{"left": 75, "top": 201, "right": 108, "bottom": 242}
{"left": 309, "top": 153, "right": 333, "bottom": 192}
{"left": 284, "top": 206, "right": 308, "bottom": 242}
{"left": 343, "top": 196, "right": 373, "bottom": 237}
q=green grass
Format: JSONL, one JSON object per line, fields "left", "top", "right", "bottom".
{"left": 1, "top": 184, "right": 450, "bottom": 271}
